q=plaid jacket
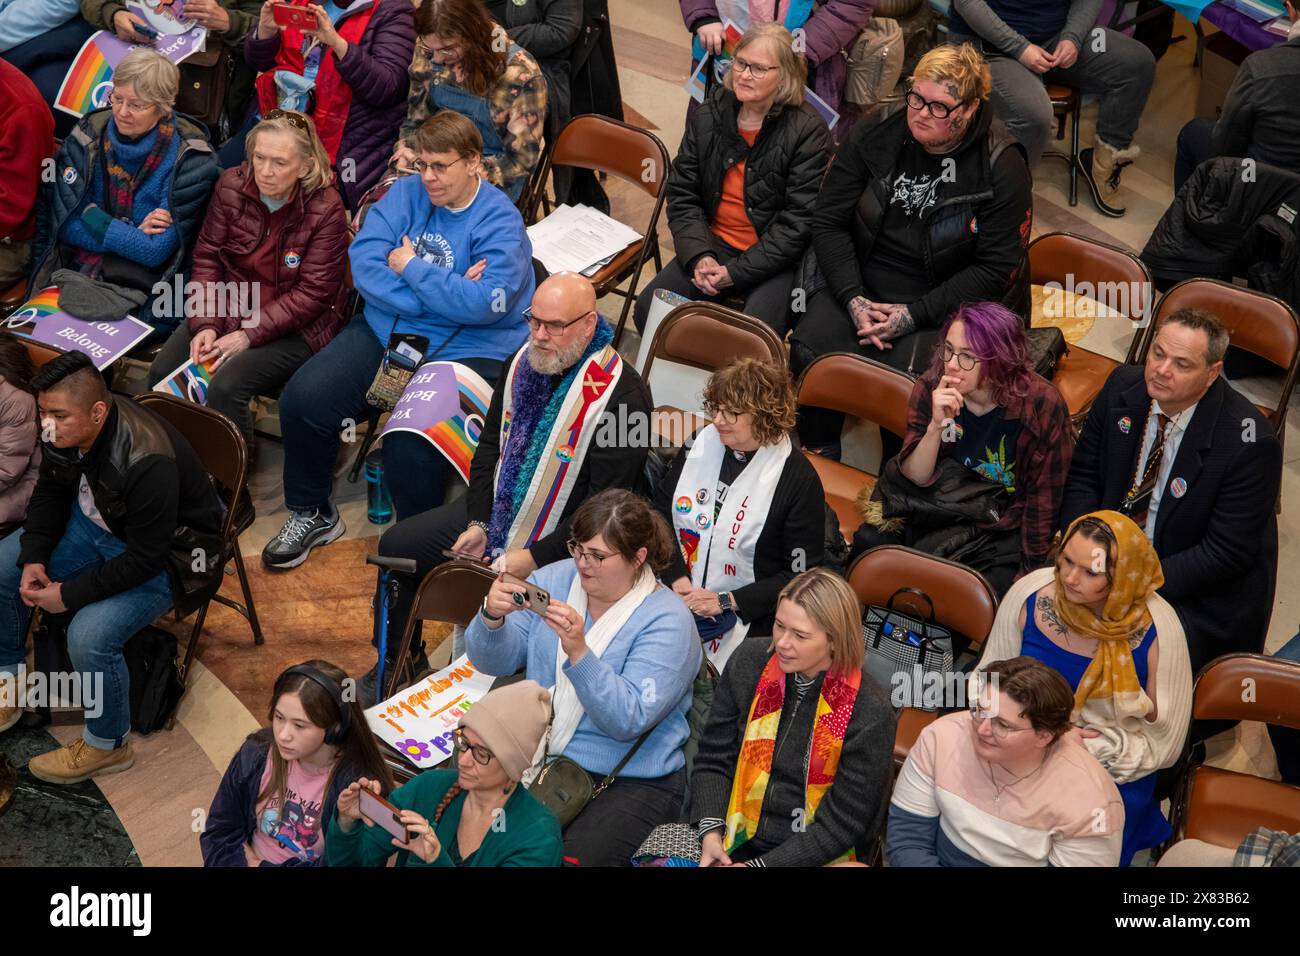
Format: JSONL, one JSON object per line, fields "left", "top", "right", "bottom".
{"left": 1234, "top": 827, "right": 1300, "bottom": 867}
{"left": 899, "top": 368, "right": 1073, "bottom": 573}
{"left": 401, "top": 44, "right": 547, "bottom": 195}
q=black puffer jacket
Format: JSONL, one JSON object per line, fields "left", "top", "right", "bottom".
{"left": 665, "top": 85, "right": 832, "bottom": 290}
{"left": 1141, "top": 157, "right": 1300, "bottom": 311}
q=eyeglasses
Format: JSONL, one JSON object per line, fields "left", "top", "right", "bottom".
{"left": 731, "top": 57, "right": 775, "bottom": 79}
{"left": 701, "top": 401, "right": 740, "bottom": 425}
{"left": 523, "top": 307, "right": 592, "bottom": 335}
{"left": 410, "top": 157, "right": 464, "bottom": 179}
{"left": 905, "top": 89, "right": 966, "bottom": 119}
{"left": 452, "top": 728, "right": 494, "bottom": 766}
{"left": 263, "top": 108, "right": 311, "bottom": 132}
{"left": 567, "top": 539, "right": 612, "bottom": 567}
{"left": 968, "top": 700, "right": 1034, "bottom": 740}
{"left": 418, "top": 37, "right": 460, "bottom": 59}
{"left": 940, "top": 342, "right": 981, "bottom": 371}
{"left": 109, "top": 94, "right": 154, "bottom": 115}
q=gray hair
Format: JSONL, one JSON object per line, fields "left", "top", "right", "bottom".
{"left": 111, "top": 48, "right": 179, "bottom": 115}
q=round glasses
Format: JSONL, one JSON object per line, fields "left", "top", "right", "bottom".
{"left": 452, "top": 728, "right": 494, "bottom": 766}
{"left": 567, "top": 539, "right": 611, "bottom": 567}
{"left": 940, "top": 342, "right": 981, "bottom": 371}
{"left": 702, "top": 401, "right": 740, "bottom": 425}
{"left": 905, "top": 89, "right": 965, "bottom": 119}
{"left": 968, "top": 701, "right": 1034, "bottom": 740}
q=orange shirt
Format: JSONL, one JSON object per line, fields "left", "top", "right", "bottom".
{"left": 710, "top": 125, "right": 760, "bottom": 252}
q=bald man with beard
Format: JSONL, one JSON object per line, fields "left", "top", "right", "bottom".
{"left": 359, "top": 273, "right": 654, "bottom": 703}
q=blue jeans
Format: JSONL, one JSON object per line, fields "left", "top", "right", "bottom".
{"left": 429, "top": 79, "right": 525, "bottom": 201}
{"left": 1269, "top": 630, "right": 1300, "bottom": 785}
{"left": 277, "top": 316, "right": 504, "bottom": 520}
{"left": 0, "top": 505, "right": 173, "bottom": 749}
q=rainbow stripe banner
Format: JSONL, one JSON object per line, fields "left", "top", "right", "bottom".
{"left": 380, "top": 362, "right": 493, "bottom": 485}
{"left": 55, "top": 26, "right": 208, "bottom": 118}
{"left": 3, "top": 286, "right": 154, "bottom": 368}
{"left": 153, "top": 355, "right": 218, "bottom": 405}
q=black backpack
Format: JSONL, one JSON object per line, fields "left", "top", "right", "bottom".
{"left": 123, "top": 626, "right": 186, "bottom": 735}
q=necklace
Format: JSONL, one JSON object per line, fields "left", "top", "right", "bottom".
{"left": 983, "top": 752, "right": 1048, "bottom": 803}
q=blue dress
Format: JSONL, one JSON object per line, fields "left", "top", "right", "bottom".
{"left": 1020, "top": 594, "right": 1173, "bottom": 866}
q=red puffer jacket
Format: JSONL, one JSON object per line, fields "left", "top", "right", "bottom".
{"left": 188, "top": 165, "right": 349, "bottom": 352}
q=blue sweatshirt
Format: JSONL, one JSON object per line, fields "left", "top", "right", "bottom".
{"left": 0, "top": 0, "right": 80, "bottom": 54}
{"left": 465, "top": 560, "right": 701, "bottom": 780}
{"left": 60, "top": 120, "right": 181, "bottom": 269}
{"left": 348, "top": 175, "right": 533, "bottom": 361}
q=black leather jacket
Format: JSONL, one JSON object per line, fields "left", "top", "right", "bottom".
{"left": 18, "top": 399, "right": 226, "bottom": 614}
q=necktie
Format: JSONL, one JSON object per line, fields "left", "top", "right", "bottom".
{"left": 1124, "top": 412, "right": 1171, "bottom": 529}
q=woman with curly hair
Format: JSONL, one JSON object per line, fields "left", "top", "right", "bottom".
{"left": 653, "top": 358, "right": 825, "bottom": 670}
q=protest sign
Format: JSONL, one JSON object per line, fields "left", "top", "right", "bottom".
{"left": 365, "top": 656, "right": 495, "bottom": 770}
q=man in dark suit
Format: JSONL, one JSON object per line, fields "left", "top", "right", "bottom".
{"left": 1060, "top": 308, "right": 1282, "bottom": 674}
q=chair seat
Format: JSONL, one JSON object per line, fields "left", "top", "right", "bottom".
{"left": 1053, "top": 346, "right": 1118, "bottom": 419}
{"left": 1184, "top": 766, "right": 1300, "bottom": 848}
{"left": 0, "top": 280, "right": 28, "bottom": 315}
{"left": 804, "top": 450, "right": 874, "bottom": 541}
{"left": 893, "top": 707, "right": 938, "bottom": 764}
{"left": 587, "top": 239, "right": 645, "bottom": 295}
{"left": 1045, "top": 83, "right": 1078, "bottom": 106}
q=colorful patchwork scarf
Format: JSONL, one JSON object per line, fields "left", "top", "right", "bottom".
{"left": 73, "top": 115, "right": 177, "bottom": 276}
{"left": 724, "top": 654, "right": 861, "bottom": 862}
{"left": 486, "top": 318, "right": 617, "bottom": 555}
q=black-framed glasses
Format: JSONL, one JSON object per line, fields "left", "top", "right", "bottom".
{"left": 411, "top": 156, "right": 464, "bottom": 178}
{"left": 567, "top": 538, "right": 611, "bottom": 567}
{"left": 968, "top": 700, "right": 1033, "bottom": 740}
{"left": 264, "top": 108, "right": 311, "bottom": 132}
{"left": 731, "top": 56, "right": 775, "bottom": 79}
{"left": 452, "top": 728, "right": 494, "bottom": 766}
{"left": 905, "top": 88, "right": 966, "bottom": 119}
{"left": 940, "top": 342, "right": 981, "bottom": 371}
{"left": 523, "top": 307, "right": 592, "bottom": 335}
{"left": 702, "top": 400, "right": 740, "bottom": 425}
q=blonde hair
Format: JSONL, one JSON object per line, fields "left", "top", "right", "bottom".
{"left": 775, "top": 569, "right": 865, "bottom": 677}
{"left": 722, "top": 22, "right": 806, "bottom": 108}
{"left": 111, "top": 48, "right": 180, "bottom": 114}
{"left": 702, "top": 357, "right": 797, "bottom": 446}
{"left": 244, "top": 112, "right": 334, "bottom": 194}
{"left": 909, "top": 42, "right": 992, "bottom": 104}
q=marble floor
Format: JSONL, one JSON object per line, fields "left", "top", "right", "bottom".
{"left": 0, "top": 6, "right": 1295, "bottom": 865}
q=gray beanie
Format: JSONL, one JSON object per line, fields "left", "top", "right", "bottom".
{"left": 459, "top": 679, "right": 551, "bottom": 781}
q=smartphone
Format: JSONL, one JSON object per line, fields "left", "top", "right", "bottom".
{"left": 133, "top": 23, "right": 159, "bottom": 39}
{"left": 357, "top": 787, "right": 411, "bottom": 845}
{"left": 272, "top": 2, "right": 316, "bottom": 29}
{"left": 440, "top": 548, "right": 492, "bottom": 566}
{"left": 500, "top": 572, "right": 550, "bottom": 613}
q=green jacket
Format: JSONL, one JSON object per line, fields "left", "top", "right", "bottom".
{"left": 80, "top": 0, "right": 263, "bottom": 128}
{"left": 325, "top": 769, "right": 563, "bottom": 868}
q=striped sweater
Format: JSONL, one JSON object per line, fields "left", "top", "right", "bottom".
{"left": 887, "top": 711, "right": 1124, "bottom": 867}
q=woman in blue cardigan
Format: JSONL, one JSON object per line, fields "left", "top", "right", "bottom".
{"left": 467, "top": 488, "right": 702, "bottom": 867}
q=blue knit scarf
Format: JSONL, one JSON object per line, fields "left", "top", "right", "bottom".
{"left": 487, "top": 319, "right": 614, "bottom": 555}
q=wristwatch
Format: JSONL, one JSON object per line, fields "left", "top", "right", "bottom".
{"left": 718, "top": 591, "right": 734, "bottom": 614}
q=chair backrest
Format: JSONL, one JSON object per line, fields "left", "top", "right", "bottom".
{"left": 410, "top": 561, "right": 497, "bottom": 631}
{"left": 796, "top": 352, "right": 913, "bottom": 441}
{"left": 641, "top": 302, "right": 786, "bottom": 385}
{"left": 847, "top": 545, "right": 999, "bottom": 649}
{"left": 133, "top": 393, "right": 246, "bottom": 534}
{"left": 23, "top": 340, "right": 63, "bottom": 370}
{"left": 1146, "top": 278, "right": 1300, "bottom": 374}
{"left": 544, "top": 114, "right": 670, "bottom": 200}
{"left": 1191, "top": 653, "right": 1300, "bottom": 730}
{"left": 1028, "top": 231, "right": 1154, "bottom": 363}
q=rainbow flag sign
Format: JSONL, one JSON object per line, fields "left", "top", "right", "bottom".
{"left": 3, "top": 287, "right": 153, "bottom": 368}
{"left": 153, "top": 355, "right": 218, "bottom": 405}
{"left": 55, "top": 24, "right": 208, "bottom": 118}
{"left": 379, "top": 362, "right": 493, "bottom": 485}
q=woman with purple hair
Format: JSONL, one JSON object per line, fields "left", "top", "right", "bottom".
{"left": 850, "top": 301, "right": 1072, "bottom": 596}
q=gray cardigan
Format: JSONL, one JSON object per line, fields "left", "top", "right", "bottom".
{"left": 690, "top": 638, "right": 896, "bottom": 866}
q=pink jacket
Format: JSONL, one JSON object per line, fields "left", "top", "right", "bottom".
{"left": 0, "top": 378, "right": 39, "bottom": 525}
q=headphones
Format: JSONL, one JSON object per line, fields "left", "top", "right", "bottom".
{"left": 282, "top": 664, "right": 351, "bottom": 746}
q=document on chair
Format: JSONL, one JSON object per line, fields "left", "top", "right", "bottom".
{"left": 527, "top": 204, "right": 642, "bottom": 277}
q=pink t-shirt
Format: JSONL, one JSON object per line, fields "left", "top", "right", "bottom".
{"left": 251, "top": 752, "right": 331, "bottom": 865}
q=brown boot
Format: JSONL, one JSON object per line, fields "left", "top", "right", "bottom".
{"left": 1079, "top": 137, "right": 1141, "bottom": 218}
{"left": 28, "top": 738, "right": 134, "bottom": 784}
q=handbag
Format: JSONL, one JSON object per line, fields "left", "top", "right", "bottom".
{"left": 529, "top": 726, "right": 651, "bottom": 828}
{"left": 632, "top": 822, "right": 702, "bottom": 866}
{"left": 177, "top": 45, "right": 233, "bottom": 134}
{"left": 862, "top": 587, "right": 955, "bottom": 711}
{"left": 1025, "top": 326, "right": 1068, "bottom": 380}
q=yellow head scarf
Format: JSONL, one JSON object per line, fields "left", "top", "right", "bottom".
{"left": 1053, "top": 510, "right": 1164, "bottom": 721}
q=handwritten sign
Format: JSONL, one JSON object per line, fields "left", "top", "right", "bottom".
{"left": 4, "top": 287, "right": 153, "bottom": 369}
{"left": 364, "top": 655, "right": 495, "bottom": 770}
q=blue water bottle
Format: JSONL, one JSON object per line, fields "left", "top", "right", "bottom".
{"left": 365, "top": 449, "right": 393, "bottom": 525}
